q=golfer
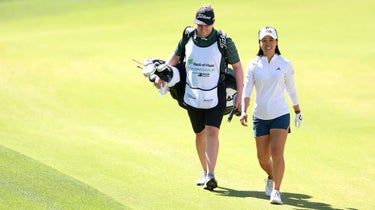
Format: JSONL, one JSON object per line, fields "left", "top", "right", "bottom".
{"left": 155, "top": 4, "right": 244, "bottom": 190}
{"left": 240, "top": 26, "right": 302, "bottom": 204}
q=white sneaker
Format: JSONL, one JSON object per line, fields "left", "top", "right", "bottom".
{"left": 203, "top": 173, "right": 218, "bottom": 191}
{"left": 270, "top": 190, "right": 283, "bottom": 204}
{"left": 195, "top": 172, "right": 207, "bottom": 186}
{"left": 265, "top": 177, "right": 273, "bottom": 196}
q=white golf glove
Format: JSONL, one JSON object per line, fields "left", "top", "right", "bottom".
{"left": 142, "top": 58, "right": 165, "bottom": 78}
{"left": 294, "top": 113, "right": 302, "bottom": 128}
{"left": 142, "top": 59, "right": 157, "bottom": 78}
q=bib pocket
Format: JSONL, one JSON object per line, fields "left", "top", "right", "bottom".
{"left": 184, "top": 85, "right": 218, "bottom": 109}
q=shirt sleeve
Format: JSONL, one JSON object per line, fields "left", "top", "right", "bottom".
{"left": 285, "top": 61, "right": 299, "bottom": 105}
{"left": 174, "top": 38, "right": 185, "bottom": 57}
{"left": 225, "top": 37, "right": 240, "bottom": 64}
{"left": 242, "top": 60, "right": 255, "bottom": 99}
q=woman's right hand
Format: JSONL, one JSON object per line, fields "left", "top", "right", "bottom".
{"left": 240, "top": 112, "right": 248, "bottom": 126}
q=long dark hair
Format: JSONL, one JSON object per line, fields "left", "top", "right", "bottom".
{"left": 257, "top": 44, "right": 281, "bottom": 56}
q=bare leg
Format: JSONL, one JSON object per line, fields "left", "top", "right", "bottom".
{"left": 195, "top": 129, "right": 207, "bottom": 172}
{"left": 205, "top": 125, "right": 219, "bottom": 174}
{"left": 255, "top": 135, "right": 273, "bottom": 179}
{"left": 269, "top": 129, "right": 288, "bottom": 191}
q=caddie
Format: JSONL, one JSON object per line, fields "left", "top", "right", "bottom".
{"left": 154, "top": 4, "right": 244, "bottom": 191}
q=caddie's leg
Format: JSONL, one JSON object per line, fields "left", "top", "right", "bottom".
{"left": 205, "top": 125, "right": 219, "bottom": 174}
{"left": 195, "top": 130, "right": 207, "bottom": 173}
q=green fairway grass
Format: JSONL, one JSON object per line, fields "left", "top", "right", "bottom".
{"left": 0, "top": 146, "right": 126, "bottom": 209}
{"left": 0, "top": 0, "right": 374, "bottom": 209}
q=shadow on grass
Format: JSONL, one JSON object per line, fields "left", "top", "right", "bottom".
{"left": 213, "top": 186, "right": 357, "bottom": 210}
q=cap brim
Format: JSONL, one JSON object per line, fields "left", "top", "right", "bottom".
{"left": 194, "top": 19, "right": 213, "bottom": 26}
{"left": 259, "top": 34, "right": 277, "bottom": 40}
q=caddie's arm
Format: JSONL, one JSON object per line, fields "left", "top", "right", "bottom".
{"left": 231, "top": 61, "right": 244, "bottom": 110}
{"left": 166, "top": 53, "right": 181, "bottom": 66}
{"left": 240, "top": 62, "right": 254, "bottom": 127}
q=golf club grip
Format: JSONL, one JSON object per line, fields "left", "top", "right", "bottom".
{"left": 227, "top": 92, "right": 238, "bottom": 122}
{"left": 227, "top": 108, "right": 234, "bottom": 122}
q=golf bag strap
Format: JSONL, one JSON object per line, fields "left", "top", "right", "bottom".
{"left": 180, "top": 26, "right": 195, "bottom": 63}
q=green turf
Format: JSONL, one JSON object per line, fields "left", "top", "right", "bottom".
{"left": 0, "top": 0, "right": 374, "bottom": 209}
{"left": 0, "top": 146, "right": 126, "bottom": 209}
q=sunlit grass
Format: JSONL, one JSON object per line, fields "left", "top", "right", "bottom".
{"left": 0, "top": 0, "right": 374, "bottom": 209}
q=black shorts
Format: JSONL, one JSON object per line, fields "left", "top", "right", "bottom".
{"left": 186, "top": 82, "right": 226, "bottom": 133}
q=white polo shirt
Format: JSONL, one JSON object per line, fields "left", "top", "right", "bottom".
{"left": 243, "top": 54, "right": 299, "bottom": 120}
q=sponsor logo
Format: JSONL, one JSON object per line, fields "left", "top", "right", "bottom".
{"left": 276, "top": 67, "right": 281, "bottom": 71}
{"left": 197, "top": 14, "right": 211, "bottom": 20}
{"left": 187, "top": 59, "right": 214, "bottom": 68}
{"left": 188, "top": 58, "right": 194, "bottom": 65}
{"left": 198, "top": 73, "right": 210, "bottom": 77}
{"left": 187, "top": 58, "right": 216, "bottom": 72}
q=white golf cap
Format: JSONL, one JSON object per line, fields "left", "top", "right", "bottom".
{"left": 258, "top": 26, "right": 278, "bottom": 40}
